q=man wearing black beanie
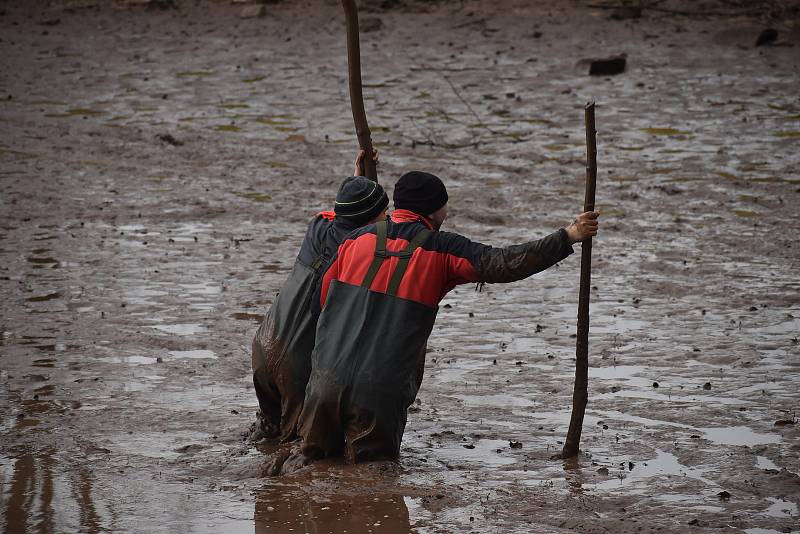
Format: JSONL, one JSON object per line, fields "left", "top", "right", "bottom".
{"left": 251, "top": 150, "right": 388, "bottom": 443}
{"left": 297, "top": 170, "right": 599, "bottom": 464}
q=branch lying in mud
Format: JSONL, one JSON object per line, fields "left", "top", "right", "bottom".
{"left": 586, "top": 1, "right": 777, "bottom": 18}
{"left": 441, "top": 74, "right": 503, "bottom": 136}
{"left": 408, "top": 117, "right": 479, "bottom": 149}
{"left": 405, "top": 74, "right": 533, "bottom": 149}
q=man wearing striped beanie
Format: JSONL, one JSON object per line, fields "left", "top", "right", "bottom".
{"left": 251, "top": 150, "right": 388, "bottom": 443}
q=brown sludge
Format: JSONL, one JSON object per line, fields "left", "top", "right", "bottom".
{"left": 1, "top": 0, "right": 799, "bottom": 532}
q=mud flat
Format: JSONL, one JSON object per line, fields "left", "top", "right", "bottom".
{"left": 1, "top": 0, "right": 799, "bottom": 532}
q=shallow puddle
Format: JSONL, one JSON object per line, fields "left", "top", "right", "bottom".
{"left": 255, "top": 486, "right": 415, "bottom": 533}
{"left": 150, "top": 323, "right": 207, "bottom": 335}
{"left": 762, "top": 497, "right": 798, "bottom": 518}
{"left": 167, "top": 350, "right": 217, "bottom": 360}
{"left": 585, "top": 449, "right": 717, "bottom": 493}
{"left": 699, "top": 426, "right": 782, "bottom": 446}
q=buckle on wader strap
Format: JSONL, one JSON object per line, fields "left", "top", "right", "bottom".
{"left": 360, "top": 220, "right": 431, "bottom": 296}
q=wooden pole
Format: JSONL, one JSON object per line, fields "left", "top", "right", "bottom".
{"left": 561, "top": 101, "right": 597, "bottom": 459}
{"left": 342, "top": 0, "right": 378, "bottom": 182}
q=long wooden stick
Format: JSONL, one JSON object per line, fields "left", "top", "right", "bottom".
{"left": 342, "top": 0, "right": 377, "bottom": 182}
{"left": 561, "top": 101, "right": 597, "bottom": 459}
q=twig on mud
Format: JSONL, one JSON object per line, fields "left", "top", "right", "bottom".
{"left": 586, "top": 1, "right": 766, "bottom": 18}
{"left": 441, "top": 74, "right": 503, "bottom": 136}
{"left": 408, "top": 117, "right": 479, "bottom": 149}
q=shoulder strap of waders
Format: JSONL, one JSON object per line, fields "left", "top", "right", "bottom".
{"left": 360, "top": 220, "right": 432, "bottom": 294}
{"left": 386, "top": 228, "right": 431, "bottom": 296}
{"left": 361, "top": 219, "right": 388, "bottom": 289}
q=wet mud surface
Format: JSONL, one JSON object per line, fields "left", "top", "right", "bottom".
{"left": 1, "top": 0, "right": 799, "bottom": 532}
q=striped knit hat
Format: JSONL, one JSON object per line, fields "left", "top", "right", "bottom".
{"left": 334, "top": 176, "right": 389, "bottom": 224}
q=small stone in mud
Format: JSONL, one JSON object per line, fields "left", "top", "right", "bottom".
{"left": 239, "top": 5, "right": 266, "bottom": 18}
{"left": 652, "top": 382, "right": 659, "bottom": 388}
{"left": 749, "top": 306, "right": 758, "bottom": 311}
{"left": 774, "top": 419, "right": 796, "bottom": 427}
{"left": 717, "top": 490, "right": 731, "bottom": 500}
{"left": 463, "top": 443, "right": 475, "bottom": 449}
{"left": 509, "top": 440, "right": 522, "bottom": 449}
{"left": 688, "top": 518, "right": 699, "bottom": 526}
{"left": 597, "top": 467, "right": 609, "bottom": 475}
{"left": 575, "top": 55, "right": 627, "bottom": 76}
{"left": 492, "top": 359, "right": 497, "bottom": 365}
{"left": 703, "top": 382, "right": 712, "bottom": 390}
{"left": 468, "top": 312, "right": 474, "bottom": 317}
{"left": 755, "top": 28, "right": 778, "bottom": 47}
{"left": 230, "top": 409, "right": 239, "bottom": 415}
{"left": 156, "top": 357, "right": 163, "bottom": 363}
{"left": 157, "top": 133, "right": 183, "bottom": 146}
{"left": 628, "top": 461, "right": 634, "bottom": 471}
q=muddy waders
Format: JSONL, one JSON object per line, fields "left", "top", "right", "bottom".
{"left": 300, "top": 220, "right": 435, "bottom": 463}
{"left": 252, "top": 252, "right": 330, "bottom": 441}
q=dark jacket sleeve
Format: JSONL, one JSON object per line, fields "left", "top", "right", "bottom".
{"left": 473, "top": 228, "right": 574, "bottom": 284}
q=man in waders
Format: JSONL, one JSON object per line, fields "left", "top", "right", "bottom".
{"left": 298, "top": 171, "right": 599, "bottom": 463}
{"left": 251, "top": 150, "right": 388, "bottom": 442}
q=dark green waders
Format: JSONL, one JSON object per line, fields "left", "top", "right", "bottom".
{"left": 299, "top": 221, "right": 437, "bottom": 463}
{"left": 252, "top": 254, "right": 329, "bottom": 441}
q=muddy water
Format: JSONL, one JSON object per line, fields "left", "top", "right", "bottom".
{"left": 1, "top": 0, "right": 799, "bottom": 532}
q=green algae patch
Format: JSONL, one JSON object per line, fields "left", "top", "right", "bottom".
{"left": 45, "top": 108, "right": 105, "bottom": 118}
{"left": 242, "top": 75, "right": 266, "bottom": 83}
{"left": 543, "top": 143, "right": 570, "bottom": 151}
{"left": 256, "top": 117, "right": 293, "bottom": 126}
{"left": 651, "top": 167, "right": 679, "bottom": 175}
{"left": 519, "top": 118, "right": 553, "bottom": 125}
{"left": 215, "top": 125, "right": 241, "bottom": 132}
{"left": 264, "top": 161, "right": 291, "bottom": 169}
{"left": 415, "top": 91, "right": 431, "bottom": 99}
{"left": 609, "top": 175, "right": 638, "bottom": 182}
{"left": 773, "top": 131, "right": 800, "bottom": 138}
{"left": 231, "top": 312, "right": 265, "bottom": 323}
{"left": 717, "top": 172, "right": 739, "bottom": 181}
{"left": 218, "top": 103, "right": 250, "bottom": 109}
{"left": 0, "top": 148, "right": 38, "bottom": 160}
{"left": 768, "top": 103, "right": 798, "bottom": 112}
{"left": 733, "top": 209, "right": 757, "bottom": 218}
{"left": 750, "top": 176, "right": 800, "bottom": 184}
{"left": 177, "top": 71, "right": 215, "bottom": 77}
{"left": 235, "top": 192, "right": 272, "bottom": 202}
{"left": 643, "top": 128, "right": 691, "bottom": 136}
{"left": 617, "top": 145, "right": 647, "bottom": 151}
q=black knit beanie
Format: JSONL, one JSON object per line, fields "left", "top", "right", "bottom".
{"left": 334, "top": 176, "right": 389, "bottom": 224}
{"left": 393, "top": 171, "right": 448, "bottom": 216}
